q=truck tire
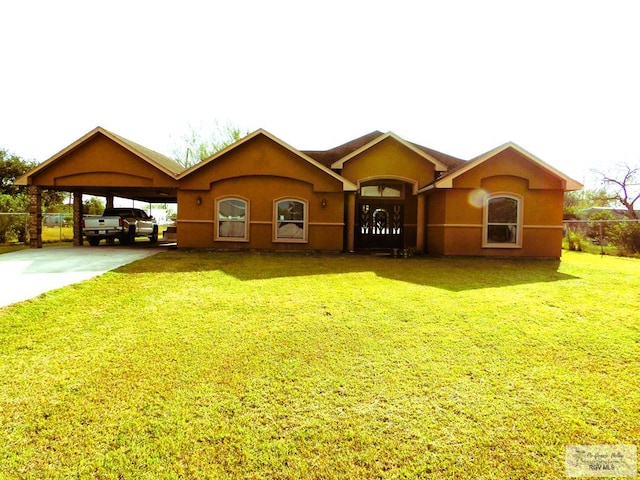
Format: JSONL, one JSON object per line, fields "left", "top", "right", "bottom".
{"left": 88, "top": 237, "right": 100, "bottom": 246}
{"left": 127, "top": 225, "right": 136, "bottom": 244}
{"left": 149, "top": 226, "right": 158, "bottom": 243}
{"left": 119, "top": 226, "right": 135, "bottom": 244}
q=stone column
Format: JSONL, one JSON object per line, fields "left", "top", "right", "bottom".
{"left": 105, "top": 194, "right": 115, "bottom": 243}
{"left": 29, "top": 185, "right": 42, "bottom": 248}
{"left": 416, "top": 194, "right": 425, "bottom": 253}
{"left": 73, "top": 190, "right": 83, "bottom": 246}
{"left": 346, "top": 192, "right": 356, "bottom": 252}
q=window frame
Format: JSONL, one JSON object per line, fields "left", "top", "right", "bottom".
{"left": 215, "top": 196, "right": 249, "bottom": 242}
{"left": 273, "top": 197, "right": 308, "bottom": 243}
{"left": 482, "top": 193, "right": 522, "bottom": 248}
{"left": 359, "top": 181, "right": 404, "bottom": 199}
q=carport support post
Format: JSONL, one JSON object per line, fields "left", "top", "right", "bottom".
{"left": 346, "top": 192, "right": 355, "bottom": 252}
{"left": 105, "top": 194, "right": 115, "bottom": 244}
{"left": 73, "top": 190, "right": 83, "bottom": 246}
{"left": 29, "top": 185, "right": 42, "bottom": 248}
{"left": 416, "top": 194, "right": 425, "bottom": 253}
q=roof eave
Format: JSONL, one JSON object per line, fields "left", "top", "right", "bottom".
{"left": 330, "top": 132, "right": 450, "bottom": 171}
{"left": 177, "top": 128, "right": 357, "bottom": 191}
{"left": 416, "top": 183, "right": 436, "bottom": 194}
{"left": 432, "top": 142, "right": 584, "bottom": 191}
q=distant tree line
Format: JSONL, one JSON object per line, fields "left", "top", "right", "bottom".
{"left": 0, "top": 149, "right": 101, "bottom": 244}
{"left": 564, "top": 163, "right": 640, "bottom": 254}
{"left": 172, "top": 121, "right": 248, "bottom": 167}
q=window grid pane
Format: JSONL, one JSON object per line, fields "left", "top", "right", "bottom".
{"left": 488, "top": 197, "right": 517, "bottom": 223}
{"left": 486, "top": 196, "right": 519, "bottom": 245}
{"left": 361, "top": 184, "right": 402, "bottom": 198}
{"left": 218, "top": 198, "right": 247, "bottom": 239}
{"left": 276, "top": 200, "right": 306, "bottom": 240}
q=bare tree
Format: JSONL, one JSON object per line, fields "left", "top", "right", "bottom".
{"left": 594, "top": 163, "right": 640, "bottom": 219}
{"left": 172, "top": 121, "right": 248, "bottom": 168}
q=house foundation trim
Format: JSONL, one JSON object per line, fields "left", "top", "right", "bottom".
{"left": 427, "top": 224, "right": 482, "bottom": 228}
{"left": 426, "top": 224, "right": 563, "bottom": 229}
{"left": 523, "top": 225, "right": 564, "bottom": 229}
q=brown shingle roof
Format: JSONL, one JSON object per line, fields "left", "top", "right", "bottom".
{"left": 409, "top": 142, "right": 467, "bottom": 170}
{"left": 108, "top": 130, "right": 185, "bottom": 175}
{"left": 303, "top": 131, "right": 467, "bottom": 172}
{"left": 302, "top": 131, "right": 385, "bottom": 167}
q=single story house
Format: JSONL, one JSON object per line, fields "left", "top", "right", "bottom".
{"left": 17, "top": 127, "right": 582, "bottom": 257}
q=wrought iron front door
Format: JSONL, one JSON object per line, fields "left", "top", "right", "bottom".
{"left": 355, "top": 201, "right": 404, "bottom": 249}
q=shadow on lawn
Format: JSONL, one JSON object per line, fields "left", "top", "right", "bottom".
{"left": 132, "top": 251, "right": 579, "bottom": 292}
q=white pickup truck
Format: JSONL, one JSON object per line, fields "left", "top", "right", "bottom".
{"left": 82, "top": 208, "right": 159, "bottom": 246}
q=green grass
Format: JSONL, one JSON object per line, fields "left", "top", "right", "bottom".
{"left": 0, "top": 245, "right": 26, "bottom": 255}
{"left": 0, "top": 251, "right": 638, "bottom": 479}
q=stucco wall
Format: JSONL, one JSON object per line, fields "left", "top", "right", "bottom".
{"left": 452, "top": 148, "right": 564, "bottom": 190}
{"left": 339, "top": 137, "right": 436, "bottom": 190}
{"left": 30, "top": 133, "right": 178, "bottom": 189}
{"left": 179, "top": 135, "right": 343, "bottom": 193}
{"left": 426, "top": 152, "right": 566, "bottom": 257}
{"left": 177, "top": 134, "right": 346, "bottom": 250}
{"left": 178, "top": 177, "right": 344, "bottom": 250}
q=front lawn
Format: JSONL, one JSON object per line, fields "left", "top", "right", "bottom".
{"left": 0, "top": 251, "right": 638, "bottom": 479}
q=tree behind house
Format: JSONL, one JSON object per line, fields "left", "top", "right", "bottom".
{"left": 172, "top": 121, "right": 248, "bottom": 168}
{"left": 0, "top": 148, "right": 67, "bottom": 243}
{"left": 564, "top": 188, "right": 611, "bottom": 218}
{"left": 593, "top": 163, "right": 640, "bottom": 219}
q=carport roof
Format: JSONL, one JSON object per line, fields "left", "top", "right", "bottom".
{"left": 16, "top": 126, "right": 185, "bottom": 184}
{"left": 15, "top": 126, "right": 183, "bottom": 203}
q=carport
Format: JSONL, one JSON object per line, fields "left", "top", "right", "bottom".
{"left": 15, "top": 127, "right": 182, "bottom": 248}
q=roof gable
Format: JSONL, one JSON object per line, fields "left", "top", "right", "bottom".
{"left": 177, "top": 129, "right": 357, "bottom": 191}
{"left": 330, "top": 132, "right": 451, "bottom": 171}
{"left": 423, "top": 142, "right": 582, "bottom": 192}
{"left": 302, "top": 131, "right": 385, "bottom": 167}
{"left": 15, "top": 126, "right": 184, "bottom": 185}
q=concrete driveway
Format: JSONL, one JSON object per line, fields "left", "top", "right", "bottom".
{"left": 0, "top": 245, "right": 163, "bottom": 308}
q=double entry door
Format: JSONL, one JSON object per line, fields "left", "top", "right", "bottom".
{"left": 355, "top": 200, "right": 404, "bottom": 249}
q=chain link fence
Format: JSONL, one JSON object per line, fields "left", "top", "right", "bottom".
{"left": 564, "top": 218, "right": 640, "bottom": 255}
{"left": 0, "top": 212, "right": 75, "bottom": 244}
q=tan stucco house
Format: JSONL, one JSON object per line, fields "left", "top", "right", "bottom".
{"left": 17, "top": 126, "right": 582, "bottom": 257}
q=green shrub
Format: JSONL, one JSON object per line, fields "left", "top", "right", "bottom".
{"left": 566, "top": 231, "right": 585, "bottom": 251}
{"left": 586, "top": 211, "right": 615, "bottom": 243}
{"left": 0, "top": 194, "right": 29, "bottom": 244}
{"left": 611, "top": 221, "right": 640, "bottom": 255}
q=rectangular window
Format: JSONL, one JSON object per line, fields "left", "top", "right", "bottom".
{"left": 275, "top": 199, "right": 307, "bottom": 242}
{"left": 360, "top": 183, "right": 403, "bottom": 198}
{"left": 216, "top": 197, "right": 248, "bottom": 241}
{"left": 484, "top": 195, "right": 521, "bottom": 247}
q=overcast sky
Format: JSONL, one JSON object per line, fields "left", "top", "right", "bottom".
{"left": 2, "top": 0, "right": 639, "bottom": 187}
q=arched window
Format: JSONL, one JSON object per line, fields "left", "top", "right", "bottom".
{"left": 216, "top": 197, "right": 248, "bottom": 241}
{"left": 483, "top": 194, "right": 522, "bottom": 247}
{"left": 274, "top": 198, "right": 307, "bottom": 242}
